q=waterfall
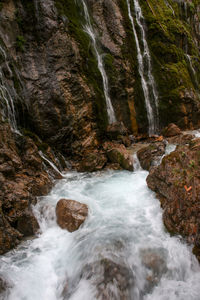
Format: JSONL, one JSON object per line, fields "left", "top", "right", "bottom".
{"left": 0, "top": 46, "right": 18, "bottom": 132}
{"left": 39, "top": 151, "right": 64, "bottom": 178}
{"left": 81, "top": 0, "right": 116, "bottom": 124}
{"left": 126, "top": 0, "right": 159, "bottom": 136}
{"left": 186, "top": 54, "right": 199, "bottom": 91}
{"left": 164, "top": 0, "right": 175, "bottom": 15}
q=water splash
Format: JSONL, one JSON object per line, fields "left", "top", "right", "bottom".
{"left": 126, "top": 0, "right": 159, "bottom": 135}
{"left": 81, "top": 0, "right": 116, "bottom": 124}
{"left": 39, "top": 151, "right": 64, "bottom": 178}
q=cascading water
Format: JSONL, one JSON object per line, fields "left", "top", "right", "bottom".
{"left": 0, "top": 45, "right": 18, "bottom": 132}
{"left": 186, "top": 54, "right": 199, "bottom": 91}
{"left": 81, "top": 0, "right": 116, "bottom": 124}
{"left": 39, "top": 151, "right": 64, "bottom": 178}
{"left": 1, "top": 147, "right": 200, "bottom": 300}
{"left": 126, "top": 0, "right": 159, "bottom": 136}
{"left": 164, "top": 0, "right": 175, "bottom": 15}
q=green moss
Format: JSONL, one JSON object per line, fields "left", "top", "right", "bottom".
{"left": 138, "top": 0, "right": 200, "bottom": 128}
{"left": 118, "top": 0, "right": 148, "bottom": 131}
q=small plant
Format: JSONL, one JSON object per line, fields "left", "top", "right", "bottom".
{"left": 189, "top": 160, "right": 195, "bottom": 168}
{"left": 16, "top": 35, "right": 26, "bottom": 52}
{"left": 181, "top": 151, "right": 186, "bottom": 157}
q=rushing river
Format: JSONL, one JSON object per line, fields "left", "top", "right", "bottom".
{"left": 1, "top": 155, "right": 200, "bottom": 300}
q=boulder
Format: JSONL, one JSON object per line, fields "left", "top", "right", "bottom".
{"left": 56, "top": 199, "right": 88, "bottom": 232}
{"left": 162, "top": 123, "right": 181, "bottom": 137}
{"left": 104, "top": 143, "right": 133, "bottom": 171}
{"left": 137, "top": 142, "right": 166, "bottom": 171}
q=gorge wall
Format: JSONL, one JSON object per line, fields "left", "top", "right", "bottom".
{"left": 0, "top": 0, "right": 200, "bottom": 253}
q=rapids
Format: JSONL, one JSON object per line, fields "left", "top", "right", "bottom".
{"left": 0, "top": 153, "right": 200, "bottom": 300}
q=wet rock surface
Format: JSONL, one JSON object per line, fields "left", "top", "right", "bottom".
{"left": 147, "top": 137, "right": 200, "bottom": 261}
{"left": 78, "top": 259, "right": 135, "bottom": 300}
{"left": 137, "top": 141, "right": 166, "bottom": 171}
{"left": 0, "top": 121, "right": 57, "bottom": 254}
{"left": 56, "top": 199, "right": 88, "bottom": 232}
{"left": 103, "top": 142, "right": 134, "bottom": 171}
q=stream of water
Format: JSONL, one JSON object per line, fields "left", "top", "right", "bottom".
{"left": 0, "top": 45, "right": 18, "bottom": 132}
{"left": 186, "top": 54, "right": 199, "bottom": 92}
{"left": 126, "top": 0, "right": 159, "bottom": 135}
{"left": 81, "top": 0, "right": 116, "bottom": 124}
{"left": 1, "top": 151, "right": 200, "bottom": 300}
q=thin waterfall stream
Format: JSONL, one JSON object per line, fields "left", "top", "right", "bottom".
{"left": 186, "top": 54, "right": 199, "bottom": 92}
{"left": 81, "top": 0, "right": 116, "bottom": 124}
{"left": 1, "top": 146, "right": 200, "bottom": 300}
{"left": 0, "top": 46, "right": 18, "bottom": 132}
{"left": 126, "top": 0, "right": 159, "bottom": 135}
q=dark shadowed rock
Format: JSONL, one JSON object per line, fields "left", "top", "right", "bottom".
{"left": 106, "top": 122, "right": 131, "bottom": 146}
{"left": 107, "top": 122, "right": 128, "bottom": 139}
{"left": 162, "top": 123, "right": 181, "bottom": 137}
{"left": 17, "top": 211, "right": 39, "bottom": 236}
{"left": 56, "top": 199, "right": 88, "bottom": 232}
{"left": 79, "top": 152, "right": 107, "bottom": 172}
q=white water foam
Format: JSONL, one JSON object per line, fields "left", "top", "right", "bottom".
{"left": 0, "top": 164, "right": 200, "bottom": 299}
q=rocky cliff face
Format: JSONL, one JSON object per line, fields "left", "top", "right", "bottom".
{"left": 147, "top": 135, "right": 200, "bottom": 261}
{"left": 0, "top": 0, "right": 200, "bottom": 253}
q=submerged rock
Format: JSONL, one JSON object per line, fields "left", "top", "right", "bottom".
{"left": 56, "top": 199, "right": 88, "bottom": 232}
{"left": 0, "top": 277, "right": 10, "bottom": 296}
{"left": 81, "top": 258, "right": 135, "bottom": 300}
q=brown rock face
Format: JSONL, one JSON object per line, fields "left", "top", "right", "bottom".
{"left": 146, "top": 138, "right": 200, "bottom": 261}
{"left": 106, "top": 122, "right": 131, "bottom": 147}
{"left": 0, "top": 120, "right": 57, "bottom": 254}
{"left": 56, "top": 199, "right": 88, "bottom": 232}
{"left": 79, "top": 153, "right": 107, "bottom": 172}
{"left": 162, "top": 123, "right": 181, "bottom": 137}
